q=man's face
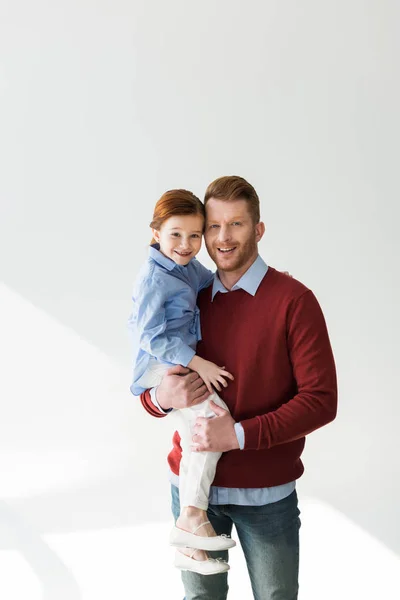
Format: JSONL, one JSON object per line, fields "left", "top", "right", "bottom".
{"left": 204, "top": 198, "right": 265, "bottom": 273}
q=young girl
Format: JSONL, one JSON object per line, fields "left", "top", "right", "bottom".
{"left": 129, "top": 189, "right": 237, "bottom": 576}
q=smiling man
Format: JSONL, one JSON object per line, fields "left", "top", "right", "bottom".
{"left": 140, "top": 175, "right": 338, "bottom": 600}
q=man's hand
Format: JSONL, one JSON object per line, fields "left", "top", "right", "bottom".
{"left": 156, "top": 365, "right": 209, "bottom": 411}
{"left": 191, "top": 400, "right": 240, "bottom": 452}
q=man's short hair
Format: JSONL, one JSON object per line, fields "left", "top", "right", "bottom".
{"left": 204, "top": 176, "right": 260, "bottom": 224}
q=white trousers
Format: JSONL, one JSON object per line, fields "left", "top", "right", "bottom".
{"left": 136, "top": 360, "right": 230, "bottom": 511}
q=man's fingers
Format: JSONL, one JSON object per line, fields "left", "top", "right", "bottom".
{"left": 190, "top": 388, "right": 209, "bottom": 405}
{"left": 186, "top": 371, "right": 202, "bottom": 385}
{"left": 209, "top": 400, "right": 228, "bottom": 416}
{"left": 188, "top": 383, "right": 208, "bottom": 404}
{"left": 193, "top": 383, "right": 208, "bottom": 397}
{"left": 189, "top": 375, "right": 205, "bottom": 392}
{"left": 166, "top": 365, "right": 190, "bottom": 376}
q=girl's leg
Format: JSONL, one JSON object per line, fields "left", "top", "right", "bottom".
{"left": 139, "top": 364, "right": 233, "bottom": 563}
{"left": 176, "top": 393, "right": 230, "bottom": 537}
{"left": 138, "top": 362, "right": 230, "bottom": 514}
{"left": 134, "top": 358, "right": 170, "bottom": 390}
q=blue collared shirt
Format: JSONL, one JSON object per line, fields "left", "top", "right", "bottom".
{"left": 210, "top": 254, "right": 269, "bottom": 301}
{"left": 152, "top": 255, "right": 296, "bottom": 506}
{"left": 128, "top": 244, "right": 213, "bottom": 395}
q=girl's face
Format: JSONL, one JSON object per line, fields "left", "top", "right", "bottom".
{"left": 152, "top": 214, "right": 204, "bottom": 266}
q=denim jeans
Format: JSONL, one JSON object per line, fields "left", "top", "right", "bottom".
{"left": 171, "top": 484, "right": 300, "bottom": 600}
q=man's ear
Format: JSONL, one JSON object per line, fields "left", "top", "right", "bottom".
{"left": 255, "top": 221, "right": 265, "bottom": 243}
{"left": 152, "top": 228, "right": 160, "bottom": 243}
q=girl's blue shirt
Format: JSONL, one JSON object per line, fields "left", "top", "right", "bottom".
{"left": 128, "top": 244, "right": 214, "bottom": 395}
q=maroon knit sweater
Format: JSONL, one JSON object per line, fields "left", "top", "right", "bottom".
{"left": 140, "top": 267, "right": 337, "bottom": 488}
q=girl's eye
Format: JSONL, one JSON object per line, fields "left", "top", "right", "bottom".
{"left": 171, "top": 232, "right": 180, "bottom": 237}
{"left": 191, "top": 234, "right": 200, "bottom": 238}
{"left": 210, "top": 224, "right": 220, "bottom": 229}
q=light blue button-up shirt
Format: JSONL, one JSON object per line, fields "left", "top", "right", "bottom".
{"left": 128, "top": 244, "right": 213, "bottom": 396}
{"left": 151, "top": 254, "right": 296, "bottom": 506}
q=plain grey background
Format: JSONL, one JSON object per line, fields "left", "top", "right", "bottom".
{"left": 0, "top": 1, "right": 399, "bottom": 598}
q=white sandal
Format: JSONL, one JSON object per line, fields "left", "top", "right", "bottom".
{"left": 169, "top": 521, "right": 236, "bottom": 551}
{"left": 174, "top": 549, "right": 230, "bottom": 575}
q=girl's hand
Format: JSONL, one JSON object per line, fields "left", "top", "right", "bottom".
{"left": 188, "top": 355, "right": 234, "bottom": 394}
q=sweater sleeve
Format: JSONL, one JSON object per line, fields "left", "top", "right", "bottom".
{"left": 140, "top": 389, "right": 168, "bottom": 418}
{"left": 241, "top": 290, "right": 338, "bottom": 450}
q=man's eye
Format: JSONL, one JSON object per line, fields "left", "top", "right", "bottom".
{"left": 232, "top": 222, "right": 241, "bottom": 226}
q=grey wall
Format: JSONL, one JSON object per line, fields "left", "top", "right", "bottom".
{"left": 0, "top": 1, "right": 399, "bottom": 598}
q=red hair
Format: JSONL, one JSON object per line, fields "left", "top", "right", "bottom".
{"left": 204, "top": 176, "right": 260, "bottom": 223}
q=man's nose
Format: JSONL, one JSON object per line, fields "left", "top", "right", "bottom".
{"left": 217, "top": 226, "right": 231, "bottom": 242}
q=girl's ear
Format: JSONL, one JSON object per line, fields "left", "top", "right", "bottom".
{"left": 152, "top": 228, "right": 160, "bottom": 243}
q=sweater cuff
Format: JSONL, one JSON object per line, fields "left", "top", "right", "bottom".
{"left": 140, "top": 389, "right": 167, "bottom": 418}
{"left": 241, "top": 416, "right": 271, "bottom": 450}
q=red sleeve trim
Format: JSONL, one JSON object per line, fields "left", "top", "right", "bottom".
{"left": 140, "top": 389, "right": 168, "bottom": 418}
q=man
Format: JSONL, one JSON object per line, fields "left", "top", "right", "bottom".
{"left": 140, "top": 176, "right": 337, "bottom": 600}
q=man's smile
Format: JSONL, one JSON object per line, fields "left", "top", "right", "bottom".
{"left": 217, "top": 247, "right": 237, "bottom": 254}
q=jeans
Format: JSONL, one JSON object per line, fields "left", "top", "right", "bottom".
{"left": 171, "top": 484, "right": 300, "bottom": 600}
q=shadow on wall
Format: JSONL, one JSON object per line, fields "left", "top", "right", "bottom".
{"left": 0, "top": 500, "right": 82, "bottom": 600}
{"left": 0, "top": 281, "right": 399, "bottom": 561}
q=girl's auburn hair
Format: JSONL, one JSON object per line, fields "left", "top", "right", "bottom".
{"left": 150, "top": 189, "right": 205, "bottom": 245}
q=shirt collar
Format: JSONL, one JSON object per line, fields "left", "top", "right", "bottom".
{"left": 211, "top": 255, "right": 268, "bottom": 301}
{"left": 148, "top": 243, "right": 177, "bottom": 271}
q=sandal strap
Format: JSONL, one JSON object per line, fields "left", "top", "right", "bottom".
{"left": 192, "top": 520, "right": 211, "bottom": 534}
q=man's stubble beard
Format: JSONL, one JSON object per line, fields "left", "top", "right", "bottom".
{"left": 206, "top": 236, "right": 258, "bottom": 273}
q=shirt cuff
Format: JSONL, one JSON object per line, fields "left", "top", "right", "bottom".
{"left": 150, "top": 386, "right": 173, "bottom": 414}
{"left": 174, "top": 346, "right": 196, "bottom": 368}
{"left": 234, "top": 422, "right": 245, "bottom": 450}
